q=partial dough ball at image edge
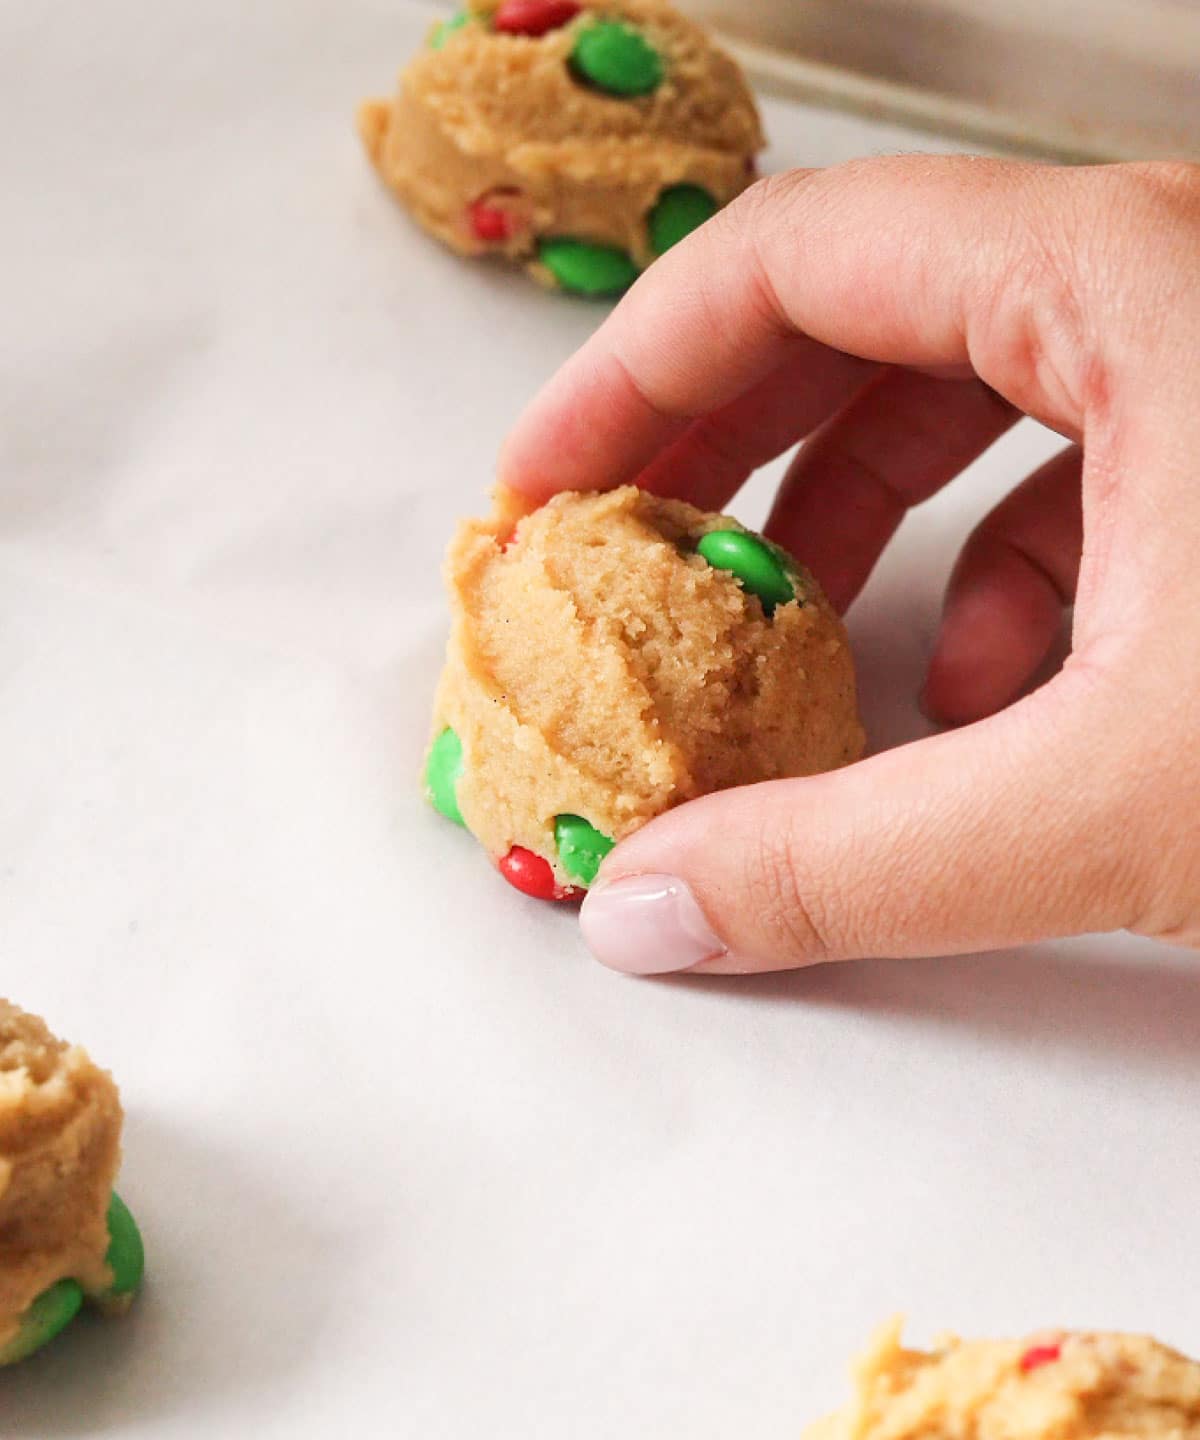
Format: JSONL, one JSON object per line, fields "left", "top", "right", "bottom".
{"left": 0, "top": 1000, "right": 145, "bottom": 1366}
{"left": 358, "top": 0, "right": 763, "bottom": 295}
{"left": 807, "top": 1320, "right": 1200, "bottom": 1438}
{"left": 425, "top": 486, "right": 864, "bottom": 901}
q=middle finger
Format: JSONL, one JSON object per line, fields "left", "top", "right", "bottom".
{"left": 765, "top": 370, "right": 1018, "bottom": 612}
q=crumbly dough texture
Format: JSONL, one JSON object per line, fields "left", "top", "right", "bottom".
{"left": 358, "top": 0, "right": 762, "bottom": 278}
{"left": 0, "top": 1001, "right": 122, "bottom": 1347}
{"left": 808, "top": 1320, "right": 1200, "bottom": 1439}
{"left": 431, "top": 487, "right": 864, "bottom": 883}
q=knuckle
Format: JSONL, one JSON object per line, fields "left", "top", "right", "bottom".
{"left": 1127, "top": 860, "right": 1200, "bottom": 949}
{"left": 720, "top": 171, "right": 815, "bottom": 329}
{"left": 1118, "top": 159, "right": 1200, "bottom": 212}
{"left": 606, "top": 343, "right": 684, "bottom": 424}
{"left": 706, "top": 173, "right": 789, "bottom": 268}
{"left": 681, "top": 173, "right": 813, "bottom": 345}
{"left": 734, "top": 168, "right": 816, "bottom": 231}
{"left": 980, "top": 214, "right": 1097, "bottom": 422}
{"left": 1124, "top": 770, "right": 1200, "bottom": 948}
{"left": 941, "top": 171, "right": 1093, "bottom": 424}
{"left": 973, "top": 161, "right": 1200, "bottom": 426}
{"left": 742, "top": 810, "right": 837, "bottom": 964}
{"left": 1057, "top": 654, "right": 1200, "bottom": 943}
{"left": 1136, "top": 914, "right": 1200, "bottom": 950}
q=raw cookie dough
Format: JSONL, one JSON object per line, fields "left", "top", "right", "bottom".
{"left": 807, "top": 1319, "right": 1200, "bottom": 1439}
{"left": 358, "top": 0, "right": 763, "bottom": 294}
{"left": 425, "top": 486, "right": 864, "bottom": 898}
{"left": 0, "top": 1000, "right": 142, "bottom": 1362}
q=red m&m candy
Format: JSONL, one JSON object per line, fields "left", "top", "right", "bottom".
{"left": 494, "top": 0, "right": 581, "bottom": 36}
{"left": 498, "top": 845, "right": 581, "bottom": 901}
{"left": 469, "top": 191, "right": 520, "bottom": 243}
{"left": 1020, "top": 1341, "right": 1063, "bottom": 1372}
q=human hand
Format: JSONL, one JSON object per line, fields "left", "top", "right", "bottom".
{"left": 499, "top": 157, "right": 1200, "bottom": 975}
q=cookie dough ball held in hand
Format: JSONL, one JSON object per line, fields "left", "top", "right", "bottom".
{"left": 357, "top": 0, "right": 763, "bottom": 295}
{"left": 0, "top": 1001, "right": 145, "bottom": 1366}
{"left": 424, "top": 487, "right": 864, "bottom": 901}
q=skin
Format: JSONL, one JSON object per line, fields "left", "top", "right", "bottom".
{"left": 498, "top": 157, "right": 1200, "bottom": 973}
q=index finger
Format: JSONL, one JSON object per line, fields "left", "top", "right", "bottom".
{"left": 498, "top": 157, "right": 1075, "bottom": 504}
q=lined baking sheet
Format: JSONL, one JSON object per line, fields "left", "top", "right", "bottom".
{"left": 682, "top": 0, "right": 1200, "bottom": 161}
{"left": 2, "top": 2, "right": 1198, "bottom": 1436}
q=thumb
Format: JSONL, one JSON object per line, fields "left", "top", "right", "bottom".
{"left": 579, "top": 672, "right": 1140, "bottom": 975}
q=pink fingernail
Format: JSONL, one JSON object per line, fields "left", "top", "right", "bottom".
{"left": 580, "top": 874, "right": 726, "bottom": 976}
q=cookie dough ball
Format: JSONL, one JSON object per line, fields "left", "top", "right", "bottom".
{"left": 425, "top": 486, "right": 864, "bottom": 899}
{"left": 807, "top": 1320, "right": 1200, "bottom": 1439}
{"left": 358, "top": 0, "right": 763, "bottom": 294}
{"left": 0, "top": 1001, "right": 144, "bottom": 1364}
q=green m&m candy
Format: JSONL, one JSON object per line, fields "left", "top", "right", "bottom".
{"left": 425, "top": 727, "right": 466, "bottom": 827}
{"left": 101, "top": 1192, "right": 145, "bottom": 1305}
{"left": 0, "top": 1189, "right": 145, "bottom": 1366}
{"left": 0, "top": 1280, "right": 84, "bottom": 1367}
{"left": 570, "top": 20, "right": 663, "bottom": 96}
{"left": 696, "top": 528, "right": 796, "bottom": 615}
{"left": 554, "top": 813, "right": 614, "bottom": 886}
{"left": 537, "top": 238, "right": 639, "bottom": 297}
{"left": 649, "top": 185, "right": 719, "bottom": 256}
{"left": 430, "top": 10, "right": 471, "bottom": 48}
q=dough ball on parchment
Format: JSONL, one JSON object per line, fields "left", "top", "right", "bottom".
{"left": 358, "top": 0, "right": 763, "bottom": 295}
{"left": 806, "top": 1319, "right": 1200, "bottom": 1440}
{"left": 0, "top": 1000, "right": 143, "bottom": 1364}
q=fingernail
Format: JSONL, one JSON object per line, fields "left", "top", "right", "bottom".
{"left": 580, "top": 874, "right": 726, "bottom": 976}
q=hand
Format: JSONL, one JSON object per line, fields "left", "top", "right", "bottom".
{"left": 499, "top": 157, "right": 1200, "bottom": 975}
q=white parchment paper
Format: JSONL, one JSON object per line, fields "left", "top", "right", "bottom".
{"left": 2, "top": 2, "right": 1197, "bottom": 1435}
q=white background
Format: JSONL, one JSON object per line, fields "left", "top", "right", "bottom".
{"left": 2, "top": 2, "right": 1197, "bottom": 1436}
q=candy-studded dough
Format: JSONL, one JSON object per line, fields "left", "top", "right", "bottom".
{"left": 0, "top": 1001, "right": 123, "bottom": 1349}
{"left": 358, "top": 0, "right": 762, "bottom": 292}
{"left": 807, "top": 1320, "right": 1200, "bottom": 1439}
{"left": 427, "top": 487, "right": 864, "bottom": 892}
